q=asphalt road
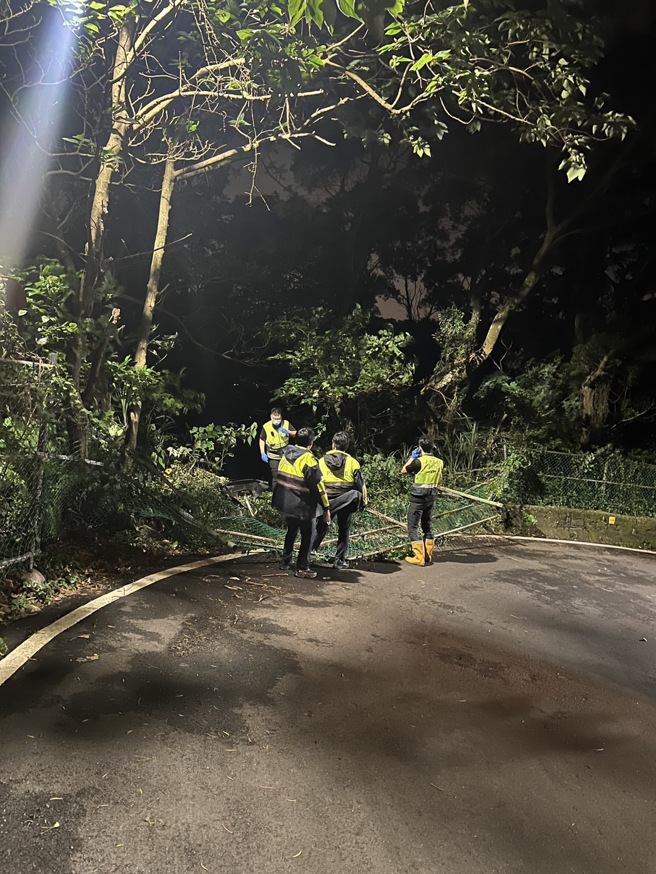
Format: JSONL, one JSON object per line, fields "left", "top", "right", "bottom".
{"left": 1, "top": 537, "right": 655, "bottom": 874}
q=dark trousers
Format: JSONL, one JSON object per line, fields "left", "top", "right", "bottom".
{"left": 282, "top": 517, "right": 316, "bottom": 570}
{"left": 314, "top": 504, "right": 356, "bottom": 562}
{"left": 269, "top": 457, "right": 281, "bottom": 488}
{"left": 407, "top": 494, "right": 436, "bottom": 542}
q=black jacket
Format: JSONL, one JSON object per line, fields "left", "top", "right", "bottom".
{"left": 272, "top": 445, "right": 329, "bottom": 520}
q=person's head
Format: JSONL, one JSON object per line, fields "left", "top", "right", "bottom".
{"left": 331, "top": 431, "right": 350, "bottom": 452}
{"left": 296, "top": 426, "right": 315, "bottom": 448}
{"left": 419, "top": 436, "right": 434, "bottom": 454}
{"left": 270, "top": 407, "right": 283, "bottom": 427}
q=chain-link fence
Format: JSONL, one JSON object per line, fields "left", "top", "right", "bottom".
{"left": 0, "top": 343, "right": 505, "bottom": 573}
{"left": 504, "top": 450, "right": 656, "bottom": 518}
{"left": 0, "top": 347, "right": 193, "bottom": 576}
{"left": 1, "top": 417, "right": 504, "bottom": 573}
{"left": 0, "top": 346, "right": 55, "bottom": 574}
{"left": 3, "top": 344, "right": 653, "bottom": 579}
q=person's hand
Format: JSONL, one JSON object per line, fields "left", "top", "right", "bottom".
{"left": 323, "top": 509, "right": 331, "bottom": 525}
{"left": 261, "top": 452, "right": 268, "bottom": 463}
{"left": 411, "top": 447, "right": 421, "bottom": 460}
{"left": 278, "top": 426, "right": 289, "bottom": 435}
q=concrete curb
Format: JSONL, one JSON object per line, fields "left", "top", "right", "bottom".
{"left": 478, "top": 533, "right": 656, "bottom": 557}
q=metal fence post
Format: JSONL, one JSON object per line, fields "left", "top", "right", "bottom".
{"left": 28, "top": 419, "right": 49, "bottom": 572}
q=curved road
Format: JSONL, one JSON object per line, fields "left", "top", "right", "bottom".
{"left": 1, "top": 537, "right": 655, "bottom": 874}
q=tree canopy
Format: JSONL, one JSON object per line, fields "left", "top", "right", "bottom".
{"left": 0, "top": 0, "right": 652, "bottom": 464}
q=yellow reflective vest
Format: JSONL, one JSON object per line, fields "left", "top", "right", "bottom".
{"left": 319, "top": 451, "right": 368, "bottom": 505}
{"left": 411, "top": 455, "right": 443, "bottom": 497}
{"left": 263, "top": 419, "right": 292, "bottom": 458}
{"left": 273, "top": 446, "right": 329, "bottom": 520}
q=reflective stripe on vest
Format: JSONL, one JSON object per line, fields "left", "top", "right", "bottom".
{"left": 264, "top": 419, "right": 291, "bottom": 455}
{"left": 414, "top": 455, "right": 443, "bottom": 489}
{"left": 319, "top": 452, "right": 358, "bottom": 491}
{"left": 277, "top": 451, "right": 329, "bottom": 506}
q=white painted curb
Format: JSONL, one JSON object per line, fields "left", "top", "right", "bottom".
{"left": 0, "top": 553, "right": 242, "bottom": 688}
{"left": 478, "top": 533, "right": 656, "bottom": 557}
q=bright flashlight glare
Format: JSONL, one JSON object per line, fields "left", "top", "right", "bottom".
{"left": 0, "top": 11, "right": 79, "bottom": 269}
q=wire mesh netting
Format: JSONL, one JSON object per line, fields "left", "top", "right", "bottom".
{"left": 204, "top": 477, "right": 503, "bottom": 560}
{"left": 2, "top": 343, "right": 653, "bottom": 575}
{"left": 0, "top": 343, "right": 507, "bottom": 573}
{"left": 504, "top": 450, "right": 656, "bottom": 518}
{"left": 0, "top": 346, "right": 55, "bottom": 573}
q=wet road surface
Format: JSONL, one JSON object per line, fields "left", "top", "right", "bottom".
{"left": 1, "top": 537, "right": 655, "bottom": 874}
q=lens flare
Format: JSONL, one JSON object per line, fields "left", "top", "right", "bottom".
{"left": 0, "top": 8, "right": 79, "bottom": 270}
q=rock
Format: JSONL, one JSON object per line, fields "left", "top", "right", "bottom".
{"left": 19, "top": 568, "right": 46, "bottom": 586}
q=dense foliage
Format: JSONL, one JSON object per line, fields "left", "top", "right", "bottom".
{"left": 0, "top": 0, "right": 653, "bottom": 468}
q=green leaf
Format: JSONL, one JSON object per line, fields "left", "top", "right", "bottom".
{"left": 410, "top": 52, "right": 434, "bottom": 72}
{"left": 566, "top": 165, "right": 586, "bottom": 183}
{"left": 306, "top": 0, "right": 324, "bottom": 28}
{"left": 336, "top": 0, "right": 357, "bottom": 18}
{"left": 288, "top": 0, "right": 305, "bottom": 24}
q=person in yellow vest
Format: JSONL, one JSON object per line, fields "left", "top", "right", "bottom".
{"left": 259, "top": 406, "right": 296, "bottom": 487}
{"left": 313, "top": 431, "right": 368, "bottom": 569}
{"left": 401, "top": 436, "right": 444, "bottom": 566}
{"left": 273, "top": 427, "right": 330, "bottom": 579}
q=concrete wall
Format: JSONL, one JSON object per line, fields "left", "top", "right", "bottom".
{"left": 522, "top": 505, "right": 656, "bottom": 551}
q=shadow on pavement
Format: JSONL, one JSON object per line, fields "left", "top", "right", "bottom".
{"left": 437, "top": 549, "right": 499, "bottom": 564}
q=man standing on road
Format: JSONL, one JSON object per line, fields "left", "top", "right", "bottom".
{"left": 259, "top": 407, "right": 296, "bottom": 487}
{"left": 273, "top": 427, "right": 330, "bottom": 579}
{"left": 401, "top": 436, "right": 444, "bottom": 566}
{"left": 313, "top": 431, "right": 367, "bottom": 569}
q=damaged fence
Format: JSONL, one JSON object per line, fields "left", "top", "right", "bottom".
{"left": 181, "top": 478, "right": 504, "bottom": 560}
{"left": 0, "top": 347, "right": 505, "bottom": 573}
{"left": 3, "top": 352, "right": 654, "bottom": 577}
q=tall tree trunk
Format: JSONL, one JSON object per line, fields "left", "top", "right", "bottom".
{"left": 422, "top": 152, "right": 627, "bottom": 412}
{"left": 580, "top": 354, "right": 611, "bottom": 448}
{"left": 79, "top": 22, "right": 134, "bottom": 316}
{"left": 68, "top": 22, "right": 134, "bottom": 456}
{"left": 422, "top": 174, "right": 559, "bottom": 401}
{"left": 127, "top": 150, "right": 178, "bottom": 453}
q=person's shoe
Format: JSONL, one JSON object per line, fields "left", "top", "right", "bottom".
{"left": 295, "top": 568, "right": 318, "bottom": 579}
{"left": 280, "top": 560, "right": 294, "bottom": 570}
{"left": 424, "top": 540, "right": 435, "bottom": 564}
{"left": 405, "top": 541, "right": 425, "bottom": 566}
{"left": 333, "top": 559, "right": 349, "bottom": 570}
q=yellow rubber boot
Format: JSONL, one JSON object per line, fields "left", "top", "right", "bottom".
{"left": 424, "top": 539, "right": 435, "bottom": 564}
{"left": 405, "top": 541, "right": 425, "bottom": 566}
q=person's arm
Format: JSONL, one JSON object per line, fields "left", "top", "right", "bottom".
{"left": 402, "top": 458, "right": 422, "bottom": 476}
{"left": 279, "top": 422, "right": 296, "bottom": 437}
{"left": 354, "top": 466, "right": 368, "bottom": 507}
{"left": 259, "top": 426, "right": 268, "bottom": 461}
{"left": 305, "top": 457, "right": 331, "bottom": 523}
{"left": 316, "top": 471, "right": 330, "bottom": 523}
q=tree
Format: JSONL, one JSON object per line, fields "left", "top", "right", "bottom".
{"left": 2, "top": 0, "right": 635, "bottom": 457}
{"left": 264, "top": 305, "right": 415, "bottom": 446}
